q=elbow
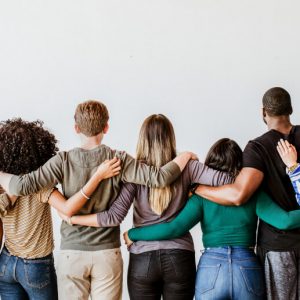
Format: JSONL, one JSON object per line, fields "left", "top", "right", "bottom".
{"left": 60, "top": 208, "right": 76, "bottom": 218}
{"left": 230, "top": 190, "right": 247, "bottom": 206}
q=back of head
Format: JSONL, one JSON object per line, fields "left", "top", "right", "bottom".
{"left": 74, "top": 100, "right": 109, "bottom": 137}
{"left": 262, "top": 87, "right": 293, "bottom": 116}
{"left": 0, "top": 118, "right": 58, "bottom": 175}
{"left": 205, "top": 138, "right": 243, "bottom": 179}
{"left": 136, "top": 114, "right": 176, "bottom": 215}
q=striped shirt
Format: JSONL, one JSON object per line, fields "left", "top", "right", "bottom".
{"left": 289, "top": 163, "right": 300, "bottom": 206}
{"left": 0, "top": 189, "right": 54, "bottom": 259}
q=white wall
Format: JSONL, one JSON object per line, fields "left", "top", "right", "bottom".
{"left": 0, "top": 1, "right": 299, "bottom": 299}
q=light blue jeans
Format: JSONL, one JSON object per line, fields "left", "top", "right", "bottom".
{"left": 195, "top": 246, "right": 265, "bottom": 300}
{"left": 0, "top": 247, "right": 58, "bottom": 300}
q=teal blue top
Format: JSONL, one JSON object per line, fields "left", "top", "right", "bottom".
{"left": 128, "top": 191, "right": 300, "bottom": 248}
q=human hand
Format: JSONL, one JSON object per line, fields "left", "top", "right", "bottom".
{"left": 277, "top": 139, "right": 298, "bottom": 168}
{"left": 180, "top": 151, "right": 199, "bottom": 161}
{"left": 96, "top": 157, "right": 121, "bottom": 181}
{"left": 123, "top": 231, "right": 133, "bottom": 248}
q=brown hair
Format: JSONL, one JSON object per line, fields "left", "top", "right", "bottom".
{"left": 136, "top": 114, "right": 176, "bottom": 215}
{"left": 74, "top": 100, "right": 109, "bottom": 137}
{"left": 205, "top": 138, "right": 243, "bottom": 179}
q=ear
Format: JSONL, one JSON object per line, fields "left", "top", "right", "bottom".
{"left": 103, "top": 123, "right": 109, "bottom": 134}
{"left": 262, "top": 107, "right": 267, "bottom": 117}
{"left": 74, "top": 124, "right": 81, "bottom": 134}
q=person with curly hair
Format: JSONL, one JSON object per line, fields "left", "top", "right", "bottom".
{"left": 0, "top": 118, "right": 121, "bottom": 300}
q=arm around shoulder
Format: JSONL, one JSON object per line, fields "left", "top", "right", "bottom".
{"left": 9, "top": 152, "right": 64, "bottom": 196}
{"left": 195, "top": 167, "right": 264, "bottom": 206}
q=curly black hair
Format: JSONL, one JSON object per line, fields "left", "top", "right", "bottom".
{"left": 0, "top": 118, "right": 58, "bottom": 175}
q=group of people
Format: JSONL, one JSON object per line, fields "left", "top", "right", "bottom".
{"left": 0, "top": 86, "right": 299, "bottom": 300}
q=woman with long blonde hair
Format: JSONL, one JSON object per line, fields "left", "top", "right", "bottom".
{"left": 61, "top": 114, "right": 230, "bottom": 299}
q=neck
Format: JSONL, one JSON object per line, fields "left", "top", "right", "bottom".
{"left": 267, "top": 116, "right": 293, "bottom": 134}
{"left": 80, "top": 133, "right": 103, "bottom": 150}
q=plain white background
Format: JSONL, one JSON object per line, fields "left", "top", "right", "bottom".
{"left": 0, "top": 1, "right": 299, "bottom": 299}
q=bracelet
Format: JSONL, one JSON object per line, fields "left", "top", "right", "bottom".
{"left": 288, "top": 163, "right": 299, "bottom": 174}
{"left": 66, "top": 216, "right": 73, "bottom": 226}
{"left": 80, "top": 188, "right": 90, "bottom": 200}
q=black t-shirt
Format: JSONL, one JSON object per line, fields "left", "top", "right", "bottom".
{"left": 243, "top": 125, "right": 300, "bottom": 250}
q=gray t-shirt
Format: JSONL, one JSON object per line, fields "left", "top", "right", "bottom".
{"left": 97, "top": 160, "right": 231, "bottom": 254}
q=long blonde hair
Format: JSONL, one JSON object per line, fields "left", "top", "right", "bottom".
{"left": 136, "top": 114, "right": 176, "bottom": 215}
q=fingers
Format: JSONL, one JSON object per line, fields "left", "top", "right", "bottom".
{"left": 277, "top": 139, "right": 292, "bottom": 156}
{"left": 108, "top": 157, "right": 119, "bottom": 165}
{"left": 110, "top": 159, "right": 121, "bottom": 169}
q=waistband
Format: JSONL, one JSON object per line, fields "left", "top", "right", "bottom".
{"left": 203, "top": 246, "right": 256, "bottom": 257}
{"left": 2, "top": 247, "right": 53, "bottom": 261}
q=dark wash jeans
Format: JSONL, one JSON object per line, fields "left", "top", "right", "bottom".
{"left": 128, "top": 249, "right": 196, "bottom": 300}
{"left": 195, "top": 247, "right": 265, "bottom": 300}
{"left": 0, "top": 247, "right": 58, "bottom": 300}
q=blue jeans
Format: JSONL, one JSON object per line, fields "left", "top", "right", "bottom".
{"left": 195, "top": 247, "right": 265, "bottom": 300}
{"left": 0, "top": 248, "right": 58, "bottom": 300}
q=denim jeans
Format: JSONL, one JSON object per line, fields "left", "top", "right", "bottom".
{"left": 0, "top": 247, "right": 58, "bottom": 300}
{"left": 128, "top": 249, "right": 196, "bottom": 300}
{"left": 195, "top": 247, "right": 265, "bottom": 300}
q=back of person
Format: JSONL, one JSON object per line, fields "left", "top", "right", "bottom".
{"left": 0, "top": 118, "right": 58, "bottom": 300}
{"left": 244, "top": 125, "right": 300, "bottom": 250}
{"left": 200, "top": 197, "right": 257, "bottom": 247}
{"left": 131, "top": 159, "right": 230, "bottom": 254}
{"left": 59, "top": 145, "right": 126, "bottom": 251}
{"left": 0, "top": 190, "right": 54, "bottom": 259}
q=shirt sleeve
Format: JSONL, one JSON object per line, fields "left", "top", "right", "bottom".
{"left": 39, "top": 188, "right": 57, "bottom": 204}
{"left": 288, "top": 164, "right": 300, "bottom": 205}
{"left": 8, "top": 153, "right": 64, "bottom": 196}
{"left": 256, "top": 190, "right": 300, "bottom": 230}
{"left": 97, "top": 183, "right": 136, "bottom": 227}
{"left": 187, "top": 160, "right": 232, "bottom": 186}
{"left": 0, "top": 193, "right": 11, "bottom": 217}
{"left": 243, "top": 141, "right": 265, "bottom": 172}
{"left": 121, "top": 152, "right": 181, "bottom": 188}
{"left": 128, "top": 195, "right": 203, "bottom": 241}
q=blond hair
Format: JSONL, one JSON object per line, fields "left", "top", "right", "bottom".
{"left": 136, "top": 114, "right": 176, "bottom": 215}
{"left": 74, "top": 100, "right": 109, "bottom": 137}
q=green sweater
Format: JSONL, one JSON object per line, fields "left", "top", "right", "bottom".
{"left": 128, "top": 191, "right": 300, "bottom": 248}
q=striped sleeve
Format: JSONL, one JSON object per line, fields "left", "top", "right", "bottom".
{"left": 288, "top": 164, "right": 300, "bottom": 205}
{"left": 0, "top": 193, "right": 10, "bottom": 217}
{"left": 39, "top": 188, "right": 57, "bottom": 204}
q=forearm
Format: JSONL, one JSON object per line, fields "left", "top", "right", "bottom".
{"left": 128, "top": 196, "right": 202, "bottom": 241}
{"left": 256, "top": 191, "right": 300, "bottom": 230}
{"left": 70, "top": 214, "right": 99, "bottom": 227}
{"left": 49, "top": 171, "right": 104, "bottom": 217}
{"left": 97, "top": 183, "right": 135, "bottom": 227}
{"left": 8, "top": 154, "right": 63, "bottom": 196}
{"left": 195, "top": 167, "right": 264, "bottom": 206}
{"left": 121, "top": 153, "right": 182, "bottom": 188}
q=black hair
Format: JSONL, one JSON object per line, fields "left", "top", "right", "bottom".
{"left": 0, "top": 118, "right": 58, "bottom": 175}
{"left": 205, "top": 138, "right": 243, "bottom": 178}
{"left": 262, "top": 87, "right": 293, "bottom": 116}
